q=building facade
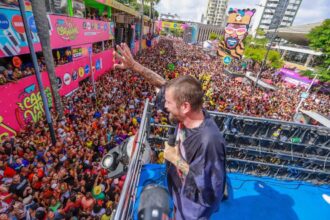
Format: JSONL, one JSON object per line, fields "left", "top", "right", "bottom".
{"left": 252, "top": 0, "right": 302, "bottom": 36}
{"left": 0, "top": 0, "right": 154, "bottom": 135}
{"left": 205, "top": 0, "right": 228, "bottom": 26}
{"left": 196, "top": 24, "right": 224, "bottom": 43}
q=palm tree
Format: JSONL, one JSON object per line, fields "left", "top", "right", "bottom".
{"left": 31, "top": 0, "right": 63, "bottom": 118}
{"left": 144, "top": 0, "right": 160, "bottom": 34}
{"left": 145, "top": 0, "right": 160, "bottom": 19}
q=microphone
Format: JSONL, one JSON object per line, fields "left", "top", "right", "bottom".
{"left": 167, "top": 126, "right": 176, "bottom": 147}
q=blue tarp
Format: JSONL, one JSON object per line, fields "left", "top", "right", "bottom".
{"left": 134, "top": 164, "right": 330, "bottom": 220}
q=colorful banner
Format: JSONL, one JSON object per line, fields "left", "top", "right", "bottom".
{"left": 0, "top": 49, "right": 113, "bottom": 138}
{"left": 0, "top": 72, "right": 52, "bottom": 142}
{"left": 277, "top": 68, "right": 318, "bottom": 88}
{"left": 56, "top": 49, "right": 113, "bottom": 96}
{"left": 71, "top": 44, "right": 92, "bottom": 60}
{"left": 0, "top": 8, "right": 115, "bottom": 58}
{"left": 48, "top": 15, "right": 113, "bottom": 48}
{"left": 0, "top": 8, "right": 42, "bottom": 57}
{"left": 218, "top": 8, "right": 255, "bottom": 60}
{"left": 160, "top": 21, "right": 187, "bottom": 30}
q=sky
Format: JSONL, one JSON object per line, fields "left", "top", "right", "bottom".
{"left": 155, "top": 0, "right": 330, "bottom": 25}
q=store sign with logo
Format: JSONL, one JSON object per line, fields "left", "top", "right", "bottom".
{"left": 55, "top": 18, "right": 79, "bottom": 41}
{"left": 63, "top": 73, "right": 71, "bottom": 86}
{"left": 72, "top": 47, "right": 83, "bottom": 58}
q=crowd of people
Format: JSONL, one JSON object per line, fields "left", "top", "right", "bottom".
{"left": 161, "top": 39, "right": 330, "bottom": 121}
{"left": 0, "top": 59, "right": 46, "bottom": 85}
{"left": 86, "top": 8, "right": 111, "bottom": 22}
{"left": 0, "top": 37, "right": 329, "bottom": 219}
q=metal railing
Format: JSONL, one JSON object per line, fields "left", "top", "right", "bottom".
{"left": 114, "top": 99, "right": 152, "bottom": 220}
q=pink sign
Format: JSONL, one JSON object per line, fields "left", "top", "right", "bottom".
{"left": 56, "top": 49, "right": 113, "bottom": 96}
{"left": 0, "top": 72, "right": 51, "bottom": 141}
{"left": 0, "top": 49, "right": 114, "bottom": 140}
{"left": 278, "top": 68, "right": 318, "bottom": 87}
{"left": 49, "top": 15, "right": 114, "bottom": 48}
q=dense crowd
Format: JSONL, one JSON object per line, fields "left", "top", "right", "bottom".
{"left": 0, "top": 58, "right": 48, "bottom": 85}
{"left": 162, "top": 39, "right": 330, "bottom": 121}
{"left": 0, "top": 37, "right": 329, "bottom": 219}
{"left": 86, "top": 8, "right": 111, "bottom": 22}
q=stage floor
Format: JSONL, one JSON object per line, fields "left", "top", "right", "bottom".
{"left": 135, "top": 164, "right": 330, "bottom": 220}
{"left": 212, "top": 173, "right": 330, "bottom": 220}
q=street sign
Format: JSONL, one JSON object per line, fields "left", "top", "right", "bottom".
{"left": 223, "top": 56, "right": 232, "bottom": 65}
{"left": 301, "top": 92, "right": 309, "bottom": 99}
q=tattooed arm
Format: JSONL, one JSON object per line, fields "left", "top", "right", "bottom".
{"left": 175, "top": 157, "right": 190, "bottom": 176}
{"left": 164, "top": 142, "right": 190, "bottom": 176}
{"left": 113, "top": 43, "right": 166, "bottom": 88}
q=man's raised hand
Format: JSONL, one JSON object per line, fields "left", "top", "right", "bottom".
{"left": 113, "top": 43, "right": 136, "bottom": 70}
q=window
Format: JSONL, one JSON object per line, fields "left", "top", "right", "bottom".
{"left": 49, "top": 0, "right": 68, "bottom": 15}
{"left": 72, "top": 0, "right": 85, "bottom": 18}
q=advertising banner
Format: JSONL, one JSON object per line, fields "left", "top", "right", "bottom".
{"left": 0, "top": 0, "right": 32, "bottom": 10}
{"left": 71, "top": 44, "right": 92, "bottom": 60}
{"left": 0, "top": 49, "right": 113, "bottom": 138}
{"left": 55, "top": 49, "right": 113, "bottom": 96}
{"left": 277, "top": 68, "right": 318, "bottom": 88}
{"left": 0, "top": 72, "right": 52, "bottom": 142}
{"left": 0, "top": 8, "right": 115, "bottom": 57}
{"left": 160, "top": 21, "right": 186, "bottom": 30}
{"left": 48, "top": 14, "right": 113, "bottom": 48}
{"left": 0, "top": 8, "right": 41, "bottom": 57}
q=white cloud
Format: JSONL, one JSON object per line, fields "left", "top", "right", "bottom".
{"left": 294, "top": 0, "right": 329, "bottom": 25}
{"left": 155, "top": 0, "right": 207, "bottom": 22}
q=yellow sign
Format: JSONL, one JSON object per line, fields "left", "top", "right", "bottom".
{"left": 162, "top": 21, "right": 182, "bottom": 30}
{"left": 79, "top": 67, "right": 85, "bottom": 77}
{"left": 0, "top": 116, "right": 17, "bottom": 142}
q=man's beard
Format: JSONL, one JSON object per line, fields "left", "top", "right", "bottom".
{"left": 168, "top": 112, "right": 179, "bottom": 124}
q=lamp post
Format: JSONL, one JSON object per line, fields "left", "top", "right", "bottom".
{"left": 254, "top": 0, "right": 289, "bottom": 90}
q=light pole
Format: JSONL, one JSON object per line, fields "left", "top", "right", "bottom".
{"left": 254, "top": 0, "right": 289, "bottom": 90}
{"left": 88, "top": 47, "right": 96, "bottom": 96}
{"left": 18, "top": 0, "right": 56, "bottom": 145}
{"left": 295, "top": 73, "right": 318, "bottom": 113}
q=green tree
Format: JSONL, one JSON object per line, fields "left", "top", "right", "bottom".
{"left": 130, "top": 0, "right": 160, "bottom": 18}
{"left": 209, "top": 32, "right": 224, "bottom": 41}
{"left": 209, "top": 32, "right": 219, "bottom": 40}
{"left": 243, "top": 29, "right": 284, "bottom": 70}
{"left": 145, "top": 0, "right": 161, "bottom": 19}
{"left": 305, "top": 19, "right": 330, "bottom": 82}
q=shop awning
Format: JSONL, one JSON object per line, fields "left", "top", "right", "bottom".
{"left": 95, "top": 0, "right": 140, "bottom": 17}
{"left": 300, "top": 110, "right": 330, "bottom": 128}
{"left": 246, "top": 72, "right": 278, "bottom": 91}
{"left": 267, "top": 22, "right": 322, "bottom": 46}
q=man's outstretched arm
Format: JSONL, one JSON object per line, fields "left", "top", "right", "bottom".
{"left": 113, "top": 43, "right": 166, "bottom": 88}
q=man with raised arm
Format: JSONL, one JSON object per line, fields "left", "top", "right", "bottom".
{"left": 113, "top": 43, "right": 226, "bottom": 220}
